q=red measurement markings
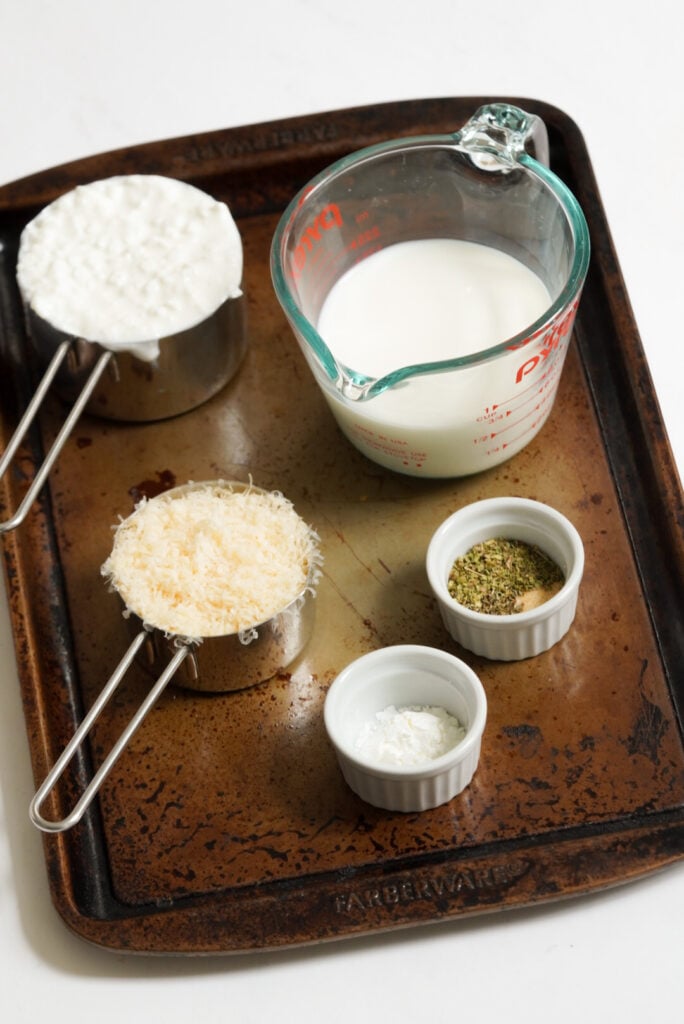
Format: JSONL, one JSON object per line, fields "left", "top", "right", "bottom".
{"left": 291, "top": 203, "right": 383, "bottom": 279}
{"left": 474, "top": 355, "right": 564, "bottom": 454}
{"left": 483, "top": 404, "right": 551, "bottom": 456}
{"left": 345, "top": 224, "right": 381, "bottom": 254}
{"left": 505, "top": 298, "right": 580, "bottom": 355}
{"left": 491, "top": 391, "right": 549, "bottom": 438}
{"left": 291, "top": 202, "right": 343, "bottom": 276}
{"left": 351, "top": 423, "right": 425, "bottom": 469}
{"left": 477, "top": 357, "right": 561, "bottom": 425}
{"left": 480, "top": 379, "right": 558, "bottom": 454}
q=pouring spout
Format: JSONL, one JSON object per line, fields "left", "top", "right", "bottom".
{"left": 334, "top": 362, "right": 422, "bottom": 402}
{"left": 337, "top": 370, "right": 380, "bottom": 402}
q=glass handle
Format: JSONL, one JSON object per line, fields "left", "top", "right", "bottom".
{"left": 455, "top": 103, "right": 550, "bottom": 168}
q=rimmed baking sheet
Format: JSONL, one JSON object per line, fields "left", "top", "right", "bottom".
{"left": 1, "top": 97, "right": 682, "bottom": 954}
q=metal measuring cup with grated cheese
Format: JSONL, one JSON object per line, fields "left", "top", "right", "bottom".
{"left": 102, "top": 480, "right": 320, "bottom": 639}
{"left": 29, "top": 479, "right": 322, "bottom": 835}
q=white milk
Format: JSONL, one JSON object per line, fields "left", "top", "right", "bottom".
{"left": 318, "top": 238, "right": 550, "bottom": 374}
{"left": 316, "top": 238, "right": 570, "bottom": 477}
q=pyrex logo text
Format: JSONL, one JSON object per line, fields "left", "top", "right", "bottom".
{"left": 292, "top": 203, "right": 342, "bottom": 275}
{"left": 514, "top": 301, "right": 578, "bottom": 383}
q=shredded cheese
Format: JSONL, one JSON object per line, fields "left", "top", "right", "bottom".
{"left": 101, "top": 482, "right": 321, "bottom": 639}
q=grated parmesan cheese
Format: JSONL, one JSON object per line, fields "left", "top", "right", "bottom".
{"left": 16, "top": 174, "right": 243, "bottom": 361}
{"left": 101, "top": 482, "right": 322, "bottom": 639}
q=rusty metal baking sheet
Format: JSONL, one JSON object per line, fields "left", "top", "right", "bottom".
{"left": 0, "top": 98, "right": 682, "bottom": 954}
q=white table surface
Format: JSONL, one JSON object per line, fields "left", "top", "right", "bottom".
{"left": 1, "top": 2, "right": 682, "bottom": 1021}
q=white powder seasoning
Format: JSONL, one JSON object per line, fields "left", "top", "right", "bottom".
{"left": 355, "top": 704, "right": 467, "bottom": 766}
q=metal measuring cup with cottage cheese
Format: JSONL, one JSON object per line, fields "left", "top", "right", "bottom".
{"left": 1, "top": 174, "right": 246, "bottom": 532}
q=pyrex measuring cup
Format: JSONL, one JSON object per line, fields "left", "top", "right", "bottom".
{"left": 271, "top": 103, "right": 590, "bottom": 478}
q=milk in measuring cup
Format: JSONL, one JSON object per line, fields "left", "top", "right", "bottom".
{"left": 317, "top": 238, "right": 562, "bottom": 478}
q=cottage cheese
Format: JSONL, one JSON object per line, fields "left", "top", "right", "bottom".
{"left": 17, "top": 174, "right": 243, "bottom": 361}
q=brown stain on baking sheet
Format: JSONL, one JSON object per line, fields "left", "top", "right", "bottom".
{"left": 129, "top": 469, "right": 177, "bottom": 502}
{"left": 623, "top": 660, "right": 669, "bottom": 765}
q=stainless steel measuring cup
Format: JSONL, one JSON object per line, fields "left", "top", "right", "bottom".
{"left": 271, "top": 103, "right": 590, "bottom": 478}
{"left": 29, "top": 480, "right": 321, "bottom": 834}
{"left": 0, "top": 297, "right": 246, "bottom": 533}
{"left": 0, "top": 177, "right": 247, "bottom": 534}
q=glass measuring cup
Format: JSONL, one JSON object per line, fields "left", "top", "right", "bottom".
{"left": 271, "top": 103, "right": 590, "bottom": 478}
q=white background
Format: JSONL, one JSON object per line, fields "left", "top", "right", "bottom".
{"left": 1, "top": 1, "right": 682, "bottom": 1022}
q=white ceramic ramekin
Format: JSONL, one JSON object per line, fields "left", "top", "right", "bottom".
{"left": 426, "top": 497, "right": 584, "bottom": 661}
{"left": 323, "top": 645, "right": 487, "bottom": 812}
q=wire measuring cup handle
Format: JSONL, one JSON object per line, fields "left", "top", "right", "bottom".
{"left": 0, "top": 342, "right": 113, "bottom": 534}
{"left": 29, "top": 631, "right": 190, "bottom": 834}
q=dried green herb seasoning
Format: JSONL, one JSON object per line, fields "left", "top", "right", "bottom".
{"left": 447, "top": 537, "right": 565, "bottom": 615}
